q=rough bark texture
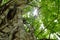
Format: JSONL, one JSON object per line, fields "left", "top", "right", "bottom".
{"left": 0, "top": 0, "right": 36, "bottom": 40}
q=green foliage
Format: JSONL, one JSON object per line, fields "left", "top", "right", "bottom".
{"left": 41, "top": 0, "right": 60, "bottom": 33}
{"left": 23, "top": 0, "right": 60, "bottom": 39}
{"left": 1, "top": 0, "right": 9, "bottom": 5}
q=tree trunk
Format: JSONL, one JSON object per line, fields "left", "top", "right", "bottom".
{"left": 0, "top": 0, "right": 37, "bottom": 40}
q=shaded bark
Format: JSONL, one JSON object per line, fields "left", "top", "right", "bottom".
{"left": 0, "top": 0, "right": 36, "bottom": 40}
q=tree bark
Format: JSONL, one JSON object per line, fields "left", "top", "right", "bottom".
{"left": 0, "top": 0, "right": 37, "bottom": 40}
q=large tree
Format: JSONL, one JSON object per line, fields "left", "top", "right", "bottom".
{"left": 0, "top": 0, "right": 36, "bottom": 40}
